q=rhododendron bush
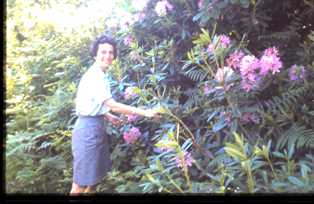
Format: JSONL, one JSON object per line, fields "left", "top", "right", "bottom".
{"left": 101, "top": 0, "right": 314, "bottom": 193}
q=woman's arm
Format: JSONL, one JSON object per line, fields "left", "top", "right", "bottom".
{"left": 104, "top": 98, "right": 157, "bottom": 118}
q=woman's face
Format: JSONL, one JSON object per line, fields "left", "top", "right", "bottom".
{"left": 95, "top": 43, "right": 115, "bottom": 71}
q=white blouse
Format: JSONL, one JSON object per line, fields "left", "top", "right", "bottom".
{"left": 75, "top": 64, "right": 112, "bottom": 116}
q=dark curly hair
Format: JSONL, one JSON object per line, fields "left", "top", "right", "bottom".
{"left": 90, "top": 34, "right": 117, "bottom": 59}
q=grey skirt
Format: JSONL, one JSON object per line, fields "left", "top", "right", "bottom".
{"left": 72, "top": 115, "right": 111, "bottom": 186}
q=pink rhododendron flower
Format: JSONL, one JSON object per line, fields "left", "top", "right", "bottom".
{"left": 207, "top": 44, "right": 215, "bottom": 55}
{"left": 207, "top": 34, "right": 231, "bottom": 55}
{"left": 239, "top": 55, "right": 259, "bottom": 76}
{"left": 264, "top": 46, "right": 279, "bottom": 56}
{"left": 289, "top": 64, "right": 306, "bottom": 81}
{"left": 219, "top": 35, "right": 231, "bottom": 48}
{"left": 175, "top": 151, "right": 193, "bottom": 168}
{"left": 239, "top": 55, "right": 260, "bottom": 92}
{"left": 123, "top": 127, "right": 141, "bottom": 144}
{"left": 137, "top": 12, "right": 146, "bottom": 22}
{"left": 220, "top": 111, "right": 232, "bottom": 124}
{"left": 203, "top": 81, "right": 210, "bottom": 95}
{"left": 155, "top": 0, "right": 174, "bottom": 16}
{"left": 241, "top": 81, "right": 255, "bottom": 92}
{"left": 124, "top": 86, "right": 138, "bottom": 100}
{"left": 259, "top": 47, "right": 282, "bottom": 75}
{"left": 123, "top": 35, "right": 134, "bottom": 46}
{"left": 231, "top": 47, "right": 283, "bottom": 92}
{"left": 226, "top": 50, "right": 244, "bottom": 69}
{"left": 127, "top": 114, "right": 139, "bottom": 123}
{"left": 198, "top": 0, "right": 204, "bottom": 9}
{"left": 120, "top": 12, "right": 138, "bottom": 29}
{"left": 240, "top": 112, "right": 260, "bottom": 124}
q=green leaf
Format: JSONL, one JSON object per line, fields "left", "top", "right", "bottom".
{"left": 145, "top": 173, "right": 157, "bottom": 184}
{"left": 288, "top": 176, "right": 304, "bottom": 187}
{"left": 192, "top": 12, "right": 203, "bottom": 22}
{"left": 224, "top": 146, "right": 246, "bottom": 160}
{"left": 299, "top": 163, "right": 311, "bottom": 178}
{"left": 155, "top": 140, "right": 177, "bottom": 150}
{"left": 233, "top": 132, "right": 244, "bottom": 147}
{"left": 271, "top": 181, "right": 287, "bottom": 189}
{"left": 212, "top": 118, "right": 227, "bottom": 132}
{"left": 288, "top": 142, "right": 295, "bottom": 159}
{"left": 207, "top": 110, "right": 219, "bottom": 122}
{"left": 156, "top": 159, "right": 164, "bottom": 172}
{"left": 273, "top": 151, "right": 285, "bottom": 158}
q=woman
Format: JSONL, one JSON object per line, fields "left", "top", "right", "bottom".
{"left": 70, "top": 34, "right": 159, "bottom": 195}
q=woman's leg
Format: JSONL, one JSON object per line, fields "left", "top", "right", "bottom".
{"left": 70, "top": 182, "right": 86, "bottom": 195}
{"left": 84, "top": 185, "right": 96, "bottom": 194}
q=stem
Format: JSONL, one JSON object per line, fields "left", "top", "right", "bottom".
{"left": 176, "top": 122, "right": 180, "bottom": 142}
{"left": 179, "top": 150, "right": 192, "bottom": 192}
{"left": 147, "top": 174, "right": 172, "bottom": 193}
{"left": 183, "top": 166, "right": 192, "bottom": 192}
{"left": 211, "top": 22, "right": 217, "bottom": 39}
{"left": 201, "top": 55, "right": 215, "bottom": 77}
{"left": 193, "top": 159, "right": 212, "bottom": 179}
{"left": 239, "top": 123, "right": 252, "bottom": 143}
{"left": 287, "top": 158, "right": 291, "bottom": 176}
{"left": 166, "top": 111, "right": 197, "bottom": 146}
{"left": 213, "top": 52, "right": 220, "bottom": 69}
{"left": 165, "top": 173, "right": 185, "bottom": 193}
{"left": 247, "top": 166, "right": 254, "bottom": 193}
{"left": 198, "top": 63, "right": 213, "bottom": 78}
{"left": 266, "top": 156, "right": 278, "bottom": 180}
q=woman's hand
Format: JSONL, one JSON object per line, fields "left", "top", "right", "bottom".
{"left": 104, "top": 113, "right": 123, "bottom": 126}
{"left": 143, "top": 109, "right": 160, "bottom": 118}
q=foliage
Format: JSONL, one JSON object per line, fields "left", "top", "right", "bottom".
{"left": 6, "top": 0, "right": 314, "bottom": 194}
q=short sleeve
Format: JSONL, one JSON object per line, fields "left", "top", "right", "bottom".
{"left": 75, "top": 67, "right": 112, "bottom": 116}
{"left": 93, "top": 76, "right": 112, "bottom": 105}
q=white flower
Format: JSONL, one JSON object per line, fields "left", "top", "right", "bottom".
{"left": 215, "top": 66, "right": 234, "bottom": 83}
{"left": 155, "top": 0, "right": 173, "bottom": 16}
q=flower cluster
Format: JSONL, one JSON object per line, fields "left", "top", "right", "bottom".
{"left": 226, "top": 50, "right": 244, "bottom": 69}
{"left": 259, "top": 47, "right": 282, "bottom": 76}
{"left": 207, "top": 34, "right": 231, "bottom": 55}
{"left": 240, "top": 112, "right": 260, "bottom": 124}
{"left": 203, "top": 81, "right": 211, "bottom": 95}
{"left": 127, "top": 114, "right": 140, "bottom": 123}
{"left": 220, "top": 111, "right": 232, "bottom": 124}
{"left": 226, "top": 47, "right": 283, "bottom": 92}
{"left": 239, "top": 55, "right": 260, "bottom": 92}
{"left": 123, "top": 127, "right": 141, "bottom": 144}
{"left": 175, "top": 151, "right": 194, "bottom": 168}
{"left": 119, "top": 12, "right": 139, "bottom": 30}
{"left": 219, "top": 35, "right": 231, "bottom": 48}
{"left": 124, "top": 86, "right": 138, "bottom": 100}
{"left": 155, "top": 0, "right": 174, "bottom": 16}
{"left": 289, "top": 64, "right": 306, "bottom": 81}
{"left": 197, "top": 0, "right": 204, "bottom": 9}
{"left": 123, "top": 34, "right": 134, "bottom": 46}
